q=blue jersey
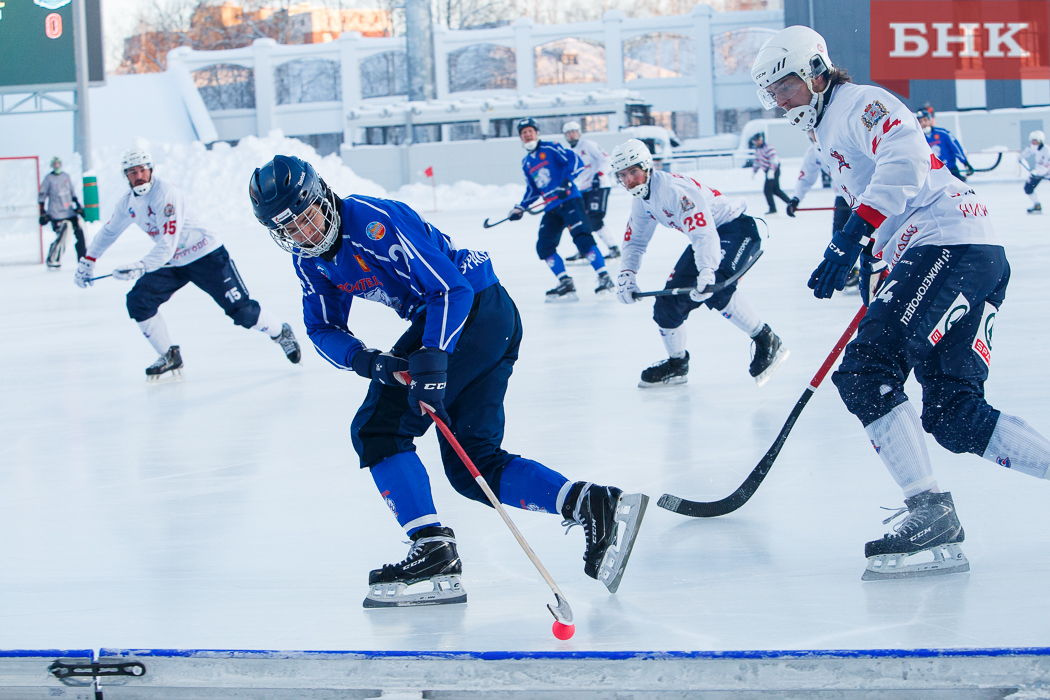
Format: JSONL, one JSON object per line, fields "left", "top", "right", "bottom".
{"left": 925, "top": 126, "right": 969, "bottom": 171}
{"left": 293, "top": 195, "right": 498, "bottom": 370}
{"left": 519, "top": 140, "right": 585, "bottom": 212}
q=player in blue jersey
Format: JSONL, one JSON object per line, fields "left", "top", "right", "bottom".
{"left": 507, "top": 118, "right": 615, "bottom": 301}
{"left": 917, "top": 109, "right": 972, "bottom": 182}
{"left": 249, "top": 155, "right": 648, "bottom": 607}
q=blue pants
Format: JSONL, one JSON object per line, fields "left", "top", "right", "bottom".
{"left": 833, "top": 244, "right": 1010, "bottom": 455}
{"left": 582, "top": 187, "right": 610, "bottom": 232}
{"left": 1025, "top": 176, "right": 1043, "bottom": 195}
{"left": 654, "top": 214, "right": 761, "bottom": 328}
{"left": 351, "top": 283, "right": 524, "bottom": 505}
{"left": 125, "top": 246, "right": 261, "bottom": 328}
{"left": 536, "top": 197, "right": 596, "bottom": 260}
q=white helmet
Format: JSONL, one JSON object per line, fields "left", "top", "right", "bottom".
{"left": 1031, "top": 130, "right": 1046, "bottom": 144}
{"left": 610, "top": 139, "right": 654, "bottom": 199}
{"left": 563, "top": 120, "right": 582, "bottom": 146}
{"left": 751, "top": 25, "right": 833, "bottom": 132}
{"left": 121, "top": 149, "right": 155, "bottom": 196}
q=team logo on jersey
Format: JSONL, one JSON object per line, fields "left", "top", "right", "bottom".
{"left": 680, "top": 196, "right": 695, "bottom": 212}
{"left": 861, "top": 100, "right": 889, "bottom": 131}
{"left": 534, "top": 168, "right": 552, "bottom": 188}
{"left": 663, "top": 209, "right": 675, "bottom": 218}
{"left": 829, "top": 149, "right": 851, "bottom": 172}
{"left": 147, "top": 205, "right": 155, "bottom": 217}
{"left": 129, "top": 207, "right": 136, "bottom": 218}
{"left": 163, "top": 203, "right": 174, "bottom": 217}
{"left": 365, "top": 221, "right": 386, "bottom": 240}
{"left": 354, "top": 254, "right": 371, "bottom": 272}
{"left": 314, "top": 263, "right": 330, "bottom": 279}
{"left": 927, "top": 291, "right": 970, "bottom": 346}
{"left": 539, "top": 152, "right": 547, "bottom": 160}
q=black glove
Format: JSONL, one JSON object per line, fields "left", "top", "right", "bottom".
{"left": 808, "top": 214, "right": 875, "bottom": 299}
{"left": 408, "top": 347, "right": 450, "bottom": 423}
{"left": 351, "top": 349, "right": 409, "bottom": 386}
{"left": 555, "top": 180, "right": 572, "bottom": 199}
{"left": 73, "top": 198, "right": 85, "bottom": 217}
{"left": 591, "top": 174, "right": 602, "bottom": 190}
{"left": 508, "top": 207, "right": 524, "bottom": 221}
{"left": 39, "top": 214, "right": 50, "bottom": 226}
{"left": 786, "top": 197, "right": 800, "bottom": 217}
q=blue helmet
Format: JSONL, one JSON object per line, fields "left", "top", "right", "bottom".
{"left": 517, "top": 117, "right": 539, "bottom": 134}
{"left": 249, "top": 155, "right": 340, "bottom": 257}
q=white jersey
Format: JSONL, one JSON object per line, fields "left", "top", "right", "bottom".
{"left": 1021, "top": 143, "right": 1050, "bottom": 177}
{"left": 87, "top": 177, "right": 220, "bottom": 270}
{"left": 794, "top": 142, "right": 837, "bottom": 202}
{"left": 813, "top": 82, "right": 996, "bottom": 269}
{"left": 621, "top": 169, "right": 748, "bottom": 277}
{"left": 571, "top": 138, "right": 614, "bottom": 190}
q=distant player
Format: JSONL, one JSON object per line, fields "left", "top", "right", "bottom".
{"left": 38, "top": 157, "right": 86, "bottom": 268}
{"left": 507, "top": 118, "right": 614, "bottom": 301}
{"left": 750, "top": 133, "right": 792, "bottom": 214}
{"left": 1021, "top": 130, "right": 1048, "bottom": 214}
{"left": 249, "top": 155, "right": 647, "bottom": 607}
{"left": 74, "top": 149, "right": 301, "bottom": 380}
{"left": 917, "top": 109, "right": 972, "bottom": 182}
{"left": 561, "top": 120, "right": 620, "bottom": 262}
{"left": 611, "top": 138, "right": 788, "bottom": 388}
{"left": 753, "top": 25, "right": 1050, "bottom": 579}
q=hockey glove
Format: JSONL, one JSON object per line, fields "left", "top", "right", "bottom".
{"left": 554, "top": 180, "right": 572, "bottom": 199}
{"left": 113, "top": 261, "right": 146, "bottom": 282}
{"left": 616, "top": 269, "right": 639, "bottom": 304}
{"left": 351, "top": 349, "right": 409, "bottom": 386}
{"left": 592, "top": 174, "right": 602, "bottom": 190}
{"left": 73, "top": 198, "right": 85, "bottom": 217}
{"left": 860, "top": 250, "right": 888, "bottom": 308}
{"left": 689, "top": 268, "right": 717, "bottom": 304}
{"left": 74, "top": 256, "right": 95, "bottom": 288}
{"left": 408, "top": 347, "right": 450, "bottom": 424}
{"left": 508, "top": 207, "right": 524, "bottom": 221}
{"left": 39, "top": 214, "right": 51, "bottom": 226}
{"left": 786, "top": 197, "right": 800, "bottom": 218}
{"left": 808, "top": 213, "right": 875, "bottom": 299}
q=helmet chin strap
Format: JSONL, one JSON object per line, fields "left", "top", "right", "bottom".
{"left": 786, "top": 83, "right": 825, "bottom": 132}
{"left": 129, "top": 172, "right": 154, "bottom": 197}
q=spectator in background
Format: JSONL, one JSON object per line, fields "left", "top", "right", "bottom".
{"left": 39, "top": 157, "right": 86, "bottom": 269}
{"left": 751, "top": 133, "right": 792, "bottom": 215}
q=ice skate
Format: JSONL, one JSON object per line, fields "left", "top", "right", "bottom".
{"left": 564, "top": 251, "right": 588, "bottom": 266}
{"left": 843, "top": 267, "right": 860, "bottom": 293}
{"left": 273, "top": 322, "right": 301, "bottom": 363}
{"left": 862, "top": 490, "right": 969, "bottom": 581}
{"left": 749, "top": 324, "right": 789, "bottom": 387}
{"left": 1028, "top": 203, "right": 1042, "bottom": 214}
{"left": 364, "top": 526, "right": 466, "bottom": 608}
{"left": 545, "top": 276, "right": 578, "bottom": 303}
{"left": 639, "top": 352, "right": 689, "bottom": 388}
{"left": 562, "top": 482, "right": 648, "bottom": 593}
{"left": 604, "top": 245, "right": 621, "bottom": 260}
{"left": 595, "top": 271, "right": 614, "bottom": 296}
{"left": 145, "top": 345, "right": 183, "bottom": 383}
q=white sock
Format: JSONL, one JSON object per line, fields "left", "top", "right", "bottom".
{"left": 659, "top": 326, "right": 687, "bottom": 359}
{"left": 720, "top": 294, "right": 763, "bottom": 337}
{"left": 983, "top": 413, "right": 1050, "bottom": 479}
{"left": 594, "top": 226, "right": 616, "bottom": 248}
{"left": 137, "top": 315, "right": 173, "bottom": 356}
{"left": 252, "top": 306, "right": 283, "bottom": 338}
{"left": 1030, "top": 192, "right": 1041, "bottom": 206}
{"left": 865, "top": 402, "right": 938, "bottom": 497}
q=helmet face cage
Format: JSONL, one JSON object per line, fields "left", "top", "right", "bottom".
{"left": 266, "top": 179, "right": 341, "bottom": 258}
{"left": 611, "top": 140, "right": 653, "bottom": 198}
{"left": 121, "top": 149, "right": 155, "bottom": 196}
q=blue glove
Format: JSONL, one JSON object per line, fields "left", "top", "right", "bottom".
{"left": 408, "top": 347, "right": 450, "bottom": 423}
{"left": 860, "top": 251, "right": 888, "bottom": 307}
{"left": 808, "top": 214, "right": 875, "bottom": 299}
{"left": 351, "top": 349, "right": 409, "bottom": 386}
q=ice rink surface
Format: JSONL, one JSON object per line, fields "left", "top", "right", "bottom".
{"left": 3, "top": 173, "right": 1049, "bottom": 654}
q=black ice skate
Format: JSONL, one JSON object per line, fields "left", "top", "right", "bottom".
{"left": 363, "top": 525, "right": 466, "bottom": 608}
{"left": 595, "top": 271, "right": 615, "bottom": 295}
{"left": 605, "top": 245, "right": 621, "bottom": 260}
{"left": 749, "top": 324, "right": 789, "bottom": 387}
{"left": 273, "top": 322, "right": 301, "bottom": 363}
{"left": 843, "top": 266, "right": 860, "bottom": 292}
{"left": 638, "top": 352, "right": 689, "bottom": 388}
{"left": 545, "top": 276, "right": 578, "bottom": 303}
{"left": 1028, "top": 203, "right": 1042, "bottom": 214}
{"left": 862, "top": 490, "right": 969, "bottom": 581}
{"left": 145, "top": 345, "right": 183, "bottom": 383}
{"left": 562, "top": 482, "right": 648, "bottom": 593}
{"left": 564, "top": 251, "right": 588, "bottom": 266}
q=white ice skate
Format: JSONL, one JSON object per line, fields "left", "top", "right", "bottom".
{"left": 363, "top": 574, "right": 467, "bottom": 608}
{"left": 862, "top": 543, "right": 969, "bottom": 581}
{"left": 599, "top": 491, "right": 649, "bottom": 593}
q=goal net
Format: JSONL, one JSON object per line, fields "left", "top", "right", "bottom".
{"left": 0, "top": 157, "right": 43, "bottom": 265}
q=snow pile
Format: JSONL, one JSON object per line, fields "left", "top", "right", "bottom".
{"left": 393, "top": 181, "right": 525, "bottom": 213}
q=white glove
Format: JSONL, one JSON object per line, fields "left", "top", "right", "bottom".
{"left": 689, "top": 269, "right": 717, "bottom": 303}
{"left": 74, "top": 257, "right": 95, "bottom": 288}
{"left": 616, "top": 269, "right": 639, "bottom": 304}
{"left": 113, "top": 261, "right": 146, "bottom": 281}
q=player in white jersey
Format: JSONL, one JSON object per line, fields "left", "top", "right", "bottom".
{"left": 753, "top": 25, "right": 1050, "bottom": 580}
{"left": 562, "top": 121, "right": 621, "bottom": 262}
{"left": 1020, "top": 130, "right": 1049, "bottom": 214}
{"left": 73, "top": 149, "right": 301, "bottom": 380}
{"left": 610, "top": 139, "right": 789, "bottom": 388}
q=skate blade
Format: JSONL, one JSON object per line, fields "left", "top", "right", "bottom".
{"left": 362, "top": 574, "right": 467, "bottom": 608}
{"left": 861, "top": 543, "right": 969, "bottom": 581}
{"left": 146, "top": 368, "right": 184, "bottom": 384}
{"left": 565, "top": 258, "right": 589, "bottom": 266}
{"left": 638, "top": 376, "right": 687, "bottom": 389}
{"left": 598, "top": 492, "right": 649, "bottom": 594}
{"left": 754, "top": 348, "right": 790, "bottom": 387}
{"left": 545, "top": 292, "right": 579, "bottom": 303}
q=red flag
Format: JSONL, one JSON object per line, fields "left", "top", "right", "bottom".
{"left": 424, "top": 166, "right": 434, "bottom": 178}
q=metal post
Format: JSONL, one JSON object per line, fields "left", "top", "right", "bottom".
{"left": 72, "top": 0, "right": 92, "bottom": 172}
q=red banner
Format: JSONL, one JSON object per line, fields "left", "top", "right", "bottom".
{"left": 870, "top": 1, "right": 1049, "bottom": 83}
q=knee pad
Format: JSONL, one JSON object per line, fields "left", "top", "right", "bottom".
{"left": 126, "top": 290, "right": 156, "bottom": 323}
{"left": 653, "top": 296, "right": 688, "bottom": 329}
{"left": 228, "top": 300, "right": 261, "bottom": 328}
{"left": 832, "top": 342, "right": 910, "bottom": 426}
{"left": 920, "top": 376, "right": 1001, "bottom": 454}
{"left": 1025, "top": 179, "right": 1038, "bottom": 195}
{"left": 441, "top": 451, "right": 509, "bottom": 507}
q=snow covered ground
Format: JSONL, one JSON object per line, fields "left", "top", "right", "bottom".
{"left": 2, "top": 141, "right": 1049, "bottom": 659}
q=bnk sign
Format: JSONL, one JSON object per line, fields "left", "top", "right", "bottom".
{"left": 871, "top": 1, "right": 1049, "bottom": 81}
